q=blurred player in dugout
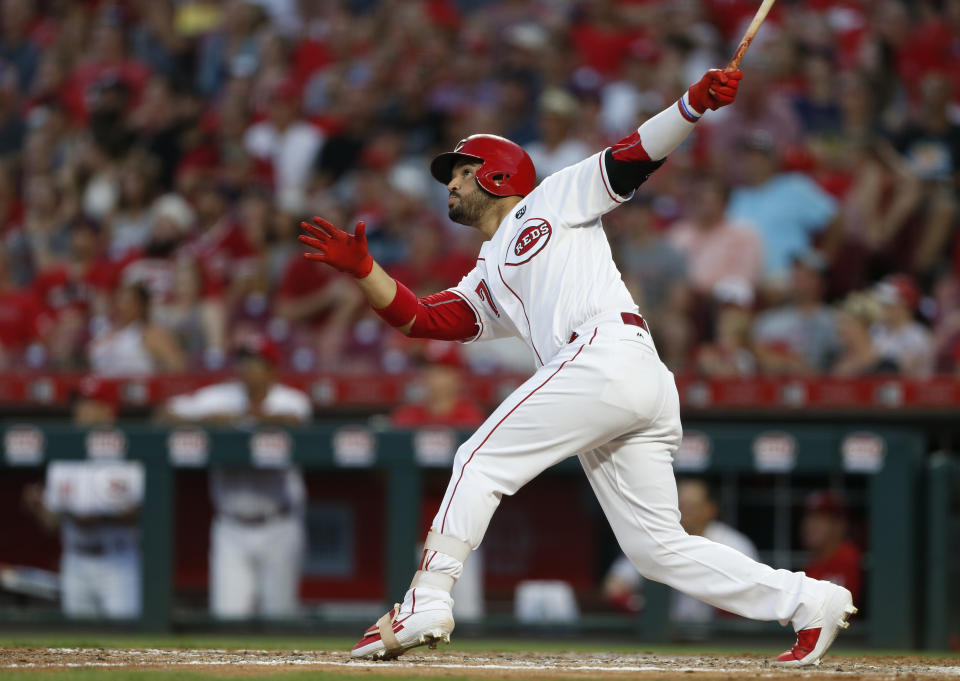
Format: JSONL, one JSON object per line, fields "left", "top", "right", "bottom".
{"left": 23, "top": 377, "right": 144, "bottom": 619}
{"left": 158, "top": 335, "right": 312, "bottom": 619}
{"left": 604, "top": 478, "right": 758, "bottom": 625}
{"left": 801, "top": 491, "right": 862, "bottom": 605}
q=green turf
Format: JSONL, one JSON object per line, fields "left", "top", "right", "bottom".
{"left": 0, "top": 633, "right": 955, "bottom": 658}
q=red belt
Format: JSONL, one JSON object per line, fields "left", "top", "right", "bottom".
{"left": 569, "top": 312, "right": 648, "bottom": 343}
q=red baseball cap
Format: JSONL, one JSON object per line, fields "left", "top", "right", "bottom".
{"left": 422, "top": 340, "right": 465, "bottom": 370}
{"left": 236, "top": 334, "right": 282, "bottom": 366}
{"left": 77, "top": 375, "right": 120, "bottom": 407}
{"left": 874, "top": 274, "right": 920, "bottom": 310}
{"left": 805, "top": 490, "right": 846, "bottom": 517}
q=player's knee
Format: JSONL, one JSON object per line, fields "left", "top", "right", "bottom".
{"left": 628, "top": 524, "right": 690, "bottom": 572}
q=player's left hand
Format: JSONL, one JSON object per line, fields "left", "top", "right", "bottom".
{"left": 688, "top": 69, "right": 743, "bottom": 114}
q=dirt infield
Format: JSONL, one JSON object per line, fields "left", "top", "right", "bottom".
{"left": 1, "top": 647, "right": 959, "bottom": 680}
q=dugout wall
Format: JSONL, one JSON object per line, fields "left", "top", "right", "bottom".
{"left": 0, "top": 422, "right": 951, "bottom": 649}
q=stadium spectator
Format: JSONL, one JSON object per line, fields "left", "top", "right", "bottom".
{"left": 726, "top": 131, "right": 840, "bottom": 287}
{"left": 753, "top": 251, "right": 839, "bottom": 375}
{"left": 611, "top": 194, "right": 688, "bottom": 318}
{"left": 187, "top": 181, "right": 260, "bottom": 302}
{"left": 158, "top": 333, "right": 311, "bottom": 620}
{"left": 525, "top": 88, "right": 591, "bottom": 180}
{"left": 668, "top": 174, "right": 763, "bottom": 295}
{"left": 32, "top": 216, "right": 117, "bottom": 368}
{"left": 800, "top": 491, "right": 862, "bottom": 606}
{"left": 608, "top": 193, "right": 694, "bottom": 369}
{"left": 87, "top": 283, "right": 184, "bottom": 376}
{"left": 604, "top": 478, "right": 758, "bottom": 622}
{"left": 831, "top": 291, "right": 891, "bottom": 377}
{"left": 119, "top": 193, "right": 195, "bottom": 305}
{"left": 275, "top": 253, "right": 365, "bottom": 370}
{"left": 702, "top": 67, "right": 802, "bottom": 172}
{"left": 886, "top": 73, "right": 959, "bottom": 274}
{"left": 391, "top": 342, "right": 486, "bottom": 430}
{"left": 0, "top": 244, "right": 41, "bottom": 368}
{"left": 870, "top": 274, "right": 934, "bottom": 376}
{"left": 832, "top": 142, "right": 921, "bottom": 298}
{"left": 931, "top": 273, "right": 960, "bottom": 373}
{"left": 153, "top": 258, "right": 218, "bottom": 367}
{"left": 0, "top": 57, "right": 26, "bottom": 159}
{"left": 194, "top": 0, "right": 264, "bottom": 98}
{"left": 243, "top": 79, "right": 322, "bottom": 213}
{"left": 0, "top": 0, "right": 954, "bottom": 381}
{"left": 600, "top": 37, "right": 665, "bottom": 139}
{"left": 21, "top": 172, "right": 72, "bottom": 275}
{"left": 0, "top": 0, "right": 40, "bottom": 91}
{"left": 696, "top": 278, "right": 757, "bottom": 378}
{"left": 792, "top": 52, "right": 843, "bottom": 138}
{"left": 106, "top": 154, "right": 161, "bottom": 260}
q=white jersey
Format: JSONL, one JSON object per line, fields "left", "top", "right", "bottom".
{"left": 88, "top": 322, "right": 156, "bottom": 376}
{"left": 44, "top": 460, "right": 144, "bottom": 558}
{"left": 451, "top": 151, "right": 640, "bottom": 368}
{"left": 166, "top": 381, "right": 311, "bottom": 518}
{"left": 165, "top": 381, "right": 312, "bottom": 422}
{"left": 44, "top": 460, "right": 145, "bottom": 517}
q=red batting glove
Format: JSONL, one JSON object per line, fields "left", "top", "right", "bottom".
{"left": 298, "top": 217, "right": 374, "bottom": 278}
{"left": 687, "top": 69, "right": 743, "bottom": 114}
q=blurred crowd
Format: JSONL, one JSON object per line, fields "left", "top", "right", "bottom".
{"left": 0, "top": 0, "right": 959, "bottom": 378}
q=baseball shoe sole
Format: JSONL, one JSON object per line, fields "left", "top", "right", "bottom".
{"left": 351, "top": 603, "right": 454, "bottom": 660}
{"left": 773, "top": 585, "right": 857, "bottom": 667}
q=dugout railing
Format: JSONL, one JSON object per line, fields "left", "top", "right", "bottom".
{"left": 0, "top": 422, "right": 949, "bottom": 649}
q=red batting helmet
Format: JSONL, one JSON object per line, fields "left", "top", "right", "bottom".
{"left": 430, "top": 134, "right": 536, "bottom": 198}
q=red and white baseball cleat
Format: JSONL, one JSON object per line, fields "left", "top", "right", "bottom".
{"left": 351, "top": 603, "right": 455, "bottom": 660}
{"left": 774, "top": 585, "right": 857, "bottom": 667}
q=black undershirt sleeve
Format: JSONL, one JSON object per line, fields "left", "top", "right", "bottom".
{"left": 603, "top": 148, "right": 666, "bottom": 197}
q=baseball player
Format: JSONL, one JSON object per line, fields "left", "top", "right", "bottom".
{"left": 300, "top": 69, "right": 855, "bottom": 667}
{"left": 22, "top": 377, "right": 143, "bottom": 619}
{"left": 25, "top": 456, "right": 144, "bottom": 619}
{"left": 160, "top": 335, "right": 311, "bottom": 619}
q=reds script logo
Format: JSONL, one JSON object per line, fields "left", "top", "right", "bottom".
{"left": 506, "top": 218, "right": 552, "bottom": 266}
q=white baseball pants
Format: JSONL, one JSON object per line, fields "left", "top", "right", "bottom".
{"left": 410, "top": 319, "right": 831, "bottom": 630}
{"left": 210, "top": 514, "right": 304, "bottom": 618}
{"left": 61, "top": 547, "right": 141, "bottom": 619}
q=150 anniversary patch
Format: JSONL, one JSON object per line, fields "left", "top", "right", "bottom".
{"left": 506, "top": 218, "right": 552, "bottom": 266}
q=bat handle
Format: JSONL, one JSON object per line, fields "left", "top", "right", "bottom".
{"left": 725, "top": 42, "right": 750, "bottom": 73}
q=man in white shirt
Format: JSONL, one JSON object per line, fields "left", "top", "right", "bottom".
{"left": 524, "top": 89, "right": 592, "bottom": 181}
{"left": 160, "top": 334, "right": 312, "bottom": 619}
{"left": 243, "top": 80, "right": 323, "bottom": 212}
{"left": 22, "top": 377, "right": 143, "bottom": 619}
{"left": 869, "top": 274, "right": 933, "bottom": 376}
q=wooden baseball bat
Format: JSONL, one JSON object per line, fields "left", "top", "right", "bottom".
{"left": 725, "top": 0, "right": 777, "bottom": 72}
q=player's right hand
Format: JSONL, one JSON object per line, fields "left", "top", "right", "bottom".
{"left": 688, "top": 69, "right": 743, "bottom": 114}
{"left": 299, "top": 217, "right": 374, "bottom": 279}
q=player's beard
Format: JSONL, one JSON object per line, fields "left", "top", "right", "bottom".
{"left": 448, "top": 187, "right": 495, "bottom": 226}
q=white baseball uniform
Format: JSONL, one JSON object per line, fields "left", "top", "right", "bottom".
{"left": 165, "top": 381, "right": 311, "bottom": 618}
{"left": 43, "top": 460, "right": 144, "bottom": 618}
{"left": 405, "top": 96, "right": 835, "bottom": 631}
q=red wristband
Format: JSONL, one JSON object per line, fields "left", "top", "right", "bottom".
{"left": 374, "top": 281, "right": 418, "bottom": 327}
